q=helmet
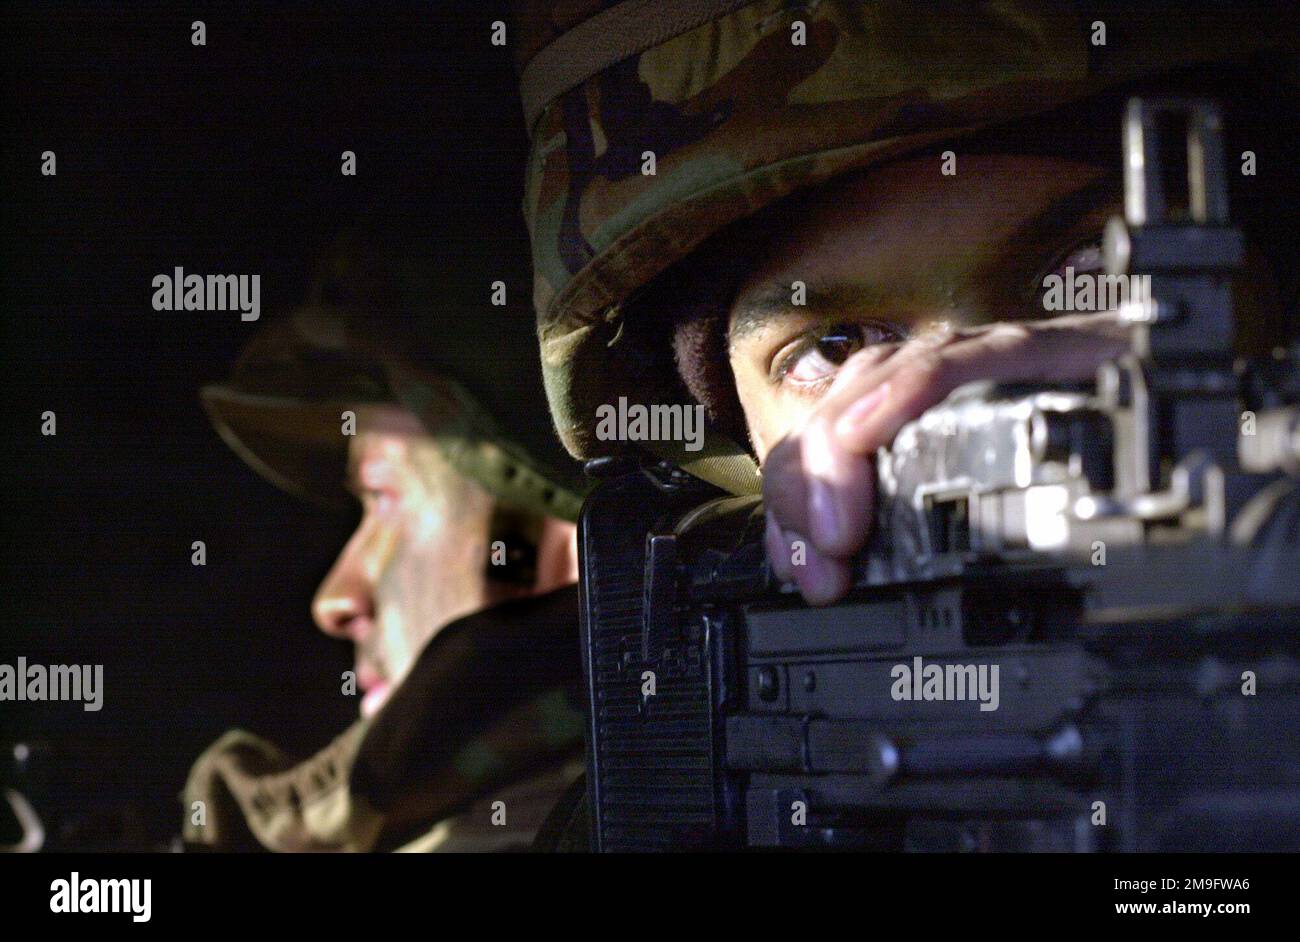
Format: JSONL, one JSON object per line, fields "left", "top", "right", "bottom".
{"left": 515, "top": 0, "right": 1288, "bottom": 491}
{"left": 202, "top": 224, "right": 589, "bottom": 520}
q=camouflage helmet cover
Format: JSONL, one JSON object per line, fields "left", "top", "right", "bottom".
{"left": 202, "top": 226, "right": 590, "bottom": 521}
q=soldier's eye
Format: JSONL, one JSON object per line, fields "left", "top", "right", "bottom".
{"left": 1035, "top": 238, "right": 1105, "bottom": 311}
{"left": 361, "top": 488, "right": 396, "bottom": 514}
{"left": 1050, "top": 240, "right": 1105, "bottom": 280}
{"left": 777, "top": 321, "right": 903, "bottom": 386}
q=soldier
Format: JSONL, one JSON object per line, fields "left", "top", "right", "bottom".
{"left": 512, "top": 1, "right": 1296, "bottom": 607}
{"left": 182, "top": 225, "right": 590, "bottom": 852}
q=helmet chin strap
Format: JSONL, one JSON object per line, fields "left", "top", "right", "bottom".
{"left": 644, "top": 432, "right": 762, "bottom": 497}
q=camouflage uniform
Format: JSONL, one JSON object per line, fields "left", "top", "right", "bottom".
{"left": 183, "top": 227, "right": 588, "bottom": 852}
{"left": 184, "top": 589, "right": 585, "bottom": 852}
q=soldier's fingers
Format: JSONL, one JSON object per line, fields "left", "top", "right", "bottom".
{"left": 761, "top": 351, "right": 897, "bottom": 549}
{"left": 830, "top": 333, "right": 1005, "bottom": 457}
{"left": 801, "top": 412, "right": 875, "bottom": 558}
{"left": 828, "top": 339, "right": 905, "bottom": 390}
{"left": 1013, "top": 311, "right": 1130, "bottom": 378}
{"left": 761, "top": 435, "right": 813, "bottom": 537}
{"left": 765, "top": 511, "right": 794, "bottom": 583}
{"left": 764, "top": 315, "right": 1124, "bottom": 580}
{"left": 791, "top": 541, "right": 853, "bottom": 606}
{"left": 832, "top": 313, "right": 1127, "bottom": 456}
{"left": 818, "top": 323, "right": 960, "bottom": 451}
{"left": 809, "top": 323, "right": 955, "bottom": 446}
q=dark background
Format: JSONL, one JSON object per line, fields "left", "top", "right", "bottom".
{"left": 1, "top": 1, "right": 523, "bottom": 849}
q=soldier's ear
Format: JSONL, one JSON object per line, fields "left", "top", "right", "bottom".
{"left": 484, "top": 504, "right": 541, "bottom": 588}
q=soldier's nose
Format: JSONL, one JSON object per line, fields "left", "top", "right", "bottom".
{"left": 311, "top": 570, "right": 375, "bottom": 641}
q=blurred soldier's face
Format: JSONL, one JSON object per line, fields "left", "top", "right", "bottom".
{"left": 726, "top": 155, "right": 1117, "bottom": 460}
{"left": 311, "top": 406, "right": 577, "bottom": 717}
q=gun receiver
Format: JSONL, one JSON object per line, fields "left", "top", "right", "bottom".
{"left": 577, "top": 98, "right": 1300, "bottom": 851}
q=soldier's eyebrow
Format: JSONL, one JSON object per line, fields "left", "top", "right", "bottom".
{"left": 728, "top": 282, "right": 942, "bottom": 345}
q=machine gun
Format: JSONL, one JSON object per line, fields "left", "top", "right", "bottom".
{"left": 575, "top": 98, "right": 1300, "bottom": 851}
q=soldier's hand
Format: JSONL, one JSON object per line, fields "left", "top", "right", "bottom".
{"left": 762, "top": 311, "right": 1129, "bottom": 605}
